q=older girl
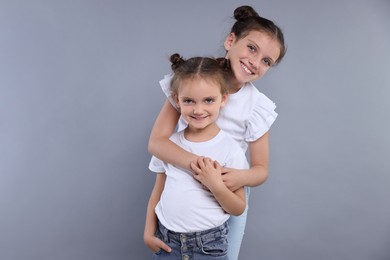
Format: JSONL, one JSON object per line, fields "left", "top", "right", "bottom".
{"left": 148, "top": 6, "right": 286, "bottom": 260}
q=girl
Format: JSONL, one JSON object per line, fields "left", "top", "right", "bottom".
{"left": 144, "top": 54, "right": 249, "bottom": 259}
{"left": 148, "top": 6, "right": 286, "bottom": 260}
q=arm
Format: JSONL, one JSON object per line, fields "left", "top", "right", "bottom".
{"left": 191, "top": 157, "right": 246, "bottom": 216}
{"left": 148, "top": 99, "right": 198, "bottom": 170}
{"left": 221, "top": 131, "right": 270, "bottom": 191}
{"left": 144, "top": 173, "right": 171, "bottom": 253}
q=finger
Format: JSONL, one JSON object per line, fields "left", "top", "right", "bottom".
{"left": 213, "top": 160, "right": 221, "bottom": 169}
{"left": 158, "top": 240, "right": 172, "bottom": 253}
{"left": 202, "top": 157, "right": 213, "bottom": 167}
{"left": 193, "top": 173, "right": 201, "bottom": 181}
{"left": 197, "top": 157, "right": 206, "bottom": 168}
{"left": 190, "top": 161, "right": 201, "bottom": 173}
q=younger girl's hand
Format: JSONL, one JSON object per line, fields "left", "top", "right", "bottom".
{"left": 190, "top": 157, "right": 224, "bottom": 191}
{"left": 144, "top": 234, "right": 172, "bottom": 254}
{"left": 221, "top": 167, "right": 245, "bottom": 192}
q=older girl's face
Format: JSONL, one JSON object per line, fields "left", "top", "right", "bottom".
{"left": 224, "top": 30, "right": 281, "bottom": 89}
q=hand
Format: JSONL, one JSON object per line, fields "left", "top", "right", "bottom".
{"left": 144, "top": 234, "right": 171, "bottom": 254}
{"left": 191, "top": 157, "right": 224, "bottom": 191}
{"left": 221, "top": 167, "right": 245, "bottom": 192}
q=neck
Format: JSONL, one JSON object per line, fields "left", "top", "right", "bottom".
{"left": 184, "top": 123, "right": 220, "bottom": 142}
{"left": 229, "top": 78, "right": 245, "bottom": 94}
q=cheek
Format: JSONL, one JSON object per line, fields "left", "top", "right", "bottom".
{"left": 258, "top": 66, "right": 270, "bottom": 77}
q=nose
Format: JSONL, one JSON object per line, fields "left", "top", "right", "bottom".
{"left": 193, "top": 103, "right": 203, "bottom": 114}
{"left": 249, "top": 57, "right": 261, "bottom": 71}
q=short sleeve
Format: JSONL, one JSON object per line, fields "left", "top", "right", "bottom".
{"left": 159, "top": 74, "right": 179, "bottom": 111}
{"left": 245, "top": 93, "right": 278, "bottom": 142}
{"left": 148, "top": 156, "right": 165, "bottom": 173}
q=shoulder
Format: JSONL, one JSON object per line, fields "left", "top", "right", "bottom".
{"left": 243, "top": 82, "right": 277, "bottom": 113}
{"left": 244, "top": 83, "right": 278, "bottom": 142}
{"left": 246, "top": 82, "right": 276, "bottom": 105}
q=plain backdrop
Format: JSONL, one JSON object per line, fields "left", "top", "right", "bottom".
{"left": 1, "top": 1, "right": 389, "bottom": 259}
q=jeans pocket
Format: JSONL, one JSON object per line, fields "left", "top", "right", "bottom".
{"left": 201, "top": 235, "right": 228, "bottom": 256}
{"left": 153, "top": 228, "right": 165, "bottom": 255}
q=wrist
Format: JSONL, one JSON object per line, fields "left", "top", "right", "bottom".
{"left": 209, "top": 181, "right": 227, "bottom": 195}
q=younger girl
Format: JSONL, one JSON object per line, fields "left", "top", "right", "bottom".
{"left": 144, "top": 54, "right": 249, "bottom": 259}
{"left": 148, "top": 6, "right": 286, "bottom": 260}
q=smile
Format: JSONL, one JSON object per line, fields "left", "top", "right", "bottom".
{"left": 240, "top": 62, "right": 254, "bottom": 75}
{"left": 191, "top": 115, "right": 208, "bottom": 120}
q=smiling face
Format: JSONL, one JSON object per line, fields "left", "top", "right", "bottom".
{"left": 174, "top": 77, "right": 227, "bottom": 134}
{"left": 224, "top": 30, "right": 281, "bottom": 91}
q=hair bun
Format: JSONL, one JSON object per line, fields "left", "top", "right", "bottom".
{"left": 234, "top": 5, "right": 259, "bottom": 20}
{"left": 170, "top": 53, "right": 184, "bottom": 70}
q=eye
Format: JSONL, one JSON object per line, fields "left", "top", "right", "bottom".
{"left": 204, "top": 98, "right": 215, "bottom": 104}
{"left": 262, "top": 58, "right": 272, "bottom": 67}
{"left": 182, "top": 99, "right": 194, "bottom": 104}
{"left": 248, "top": 44, "right": 257, "bottom": 53}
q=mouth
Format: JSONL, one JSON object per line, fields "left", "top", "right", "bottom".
{"left": 191, "top": 115, "right": 208, "bottom": 121}
{"left": 240, "top": 62, "right": 254, "bottom": 75}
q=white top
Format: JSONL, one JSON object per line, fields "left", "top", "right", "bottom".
{"left": 160, "top": 74, "right": 278, "bottom": 152}
{"left": 149, "top": 130, "right": 249, "bottom": 233}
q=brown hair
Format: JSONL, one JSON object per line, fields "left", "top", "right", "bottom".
{"left": 230, "top": 5, "right": 286, "bottom": 64}
{"left": 169, "top": 53, "right": 232, "bottom": 95}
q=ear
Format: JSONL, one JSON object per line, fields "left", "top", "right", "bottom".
{"left": 220, "top": 94, "right": 228, "bottom": 108}
{"left": 172, "top": 93, "right": 180, "bottom": 108}
{"left": 224, "top": 33, "right": 236, "bottom": 51}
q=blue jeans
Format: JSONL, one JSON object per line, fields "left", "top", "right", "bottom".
{"left": 153, "top": 221, "right": 229, "bottom": 259}
{"left": 227, "top": 187, "right": 250, "bottom": 260}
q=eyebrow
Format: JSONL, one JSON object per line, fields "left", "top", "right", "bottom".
{"left": 179, "top": 95, "right": 219, "bottom": 100}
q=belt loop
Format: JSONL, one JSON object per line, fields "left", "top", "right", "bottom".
{"left": 196, "top": 232, "right": 202, "bottom": 248}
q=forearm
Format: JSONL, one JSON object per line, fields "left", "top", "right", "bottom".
{"left": 149, "top": 138, "right": 198, "bottom": 171}
{"left": 245, "top": 131, "right": 270, "bottom": 187}
{"left": 242, "top": 165, "right": 268, "bottom": 187}
{"left": 210, "top": 184, "right": 246, "bottom": 216}
{"left": 144, "top": 192, "right": 160, "bottom": 240}
{"left": 144, "top": 205, "right": 158, "bottom": 239}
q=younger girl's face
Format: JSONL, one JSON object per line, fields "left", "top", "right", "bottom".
{"left": 224, "top": 30, "right": 281, "bottom": 88}
{"left": 174, "top": 78, "right": 227, "bottom": 131}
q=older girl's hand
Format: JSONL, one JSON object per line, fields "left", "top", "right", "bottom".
{"left": 221, "top": 167, "right": 246, "bottom": 192}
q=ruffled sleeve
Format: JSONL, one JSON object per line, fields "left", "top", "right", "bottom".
{"left": 148, "top": 156, "right": 165, "bottom": 173}
{"left": 245, "top": 93, "right": 278, "bottom": 142}
{"left": 159, "top": 73, "right": 179, "bottom": 111}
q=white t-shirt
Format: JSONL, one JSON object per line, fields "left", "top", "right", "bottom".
{"left": 149, "top": 130, "right": 249, "bottom": 233}
{"left": 160, "top": 74, "right": 278, "bottom": 152}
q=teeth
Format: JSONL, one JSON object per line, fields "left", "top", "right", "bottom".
{"left": 193, "top": 116, "right": 207, "bottom": 120}
{"left": 241, "top": 63, "right": 252, "bottom": 75}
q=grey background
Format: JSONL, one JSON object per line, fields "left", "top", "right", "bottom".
{"left": 1, "top": 0, "right": 389, "bottom": 259}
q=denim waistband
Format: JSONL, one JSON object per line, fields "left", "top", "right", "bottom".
{"left": 157, "top": 221, "right": 229, "bottom": 243}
